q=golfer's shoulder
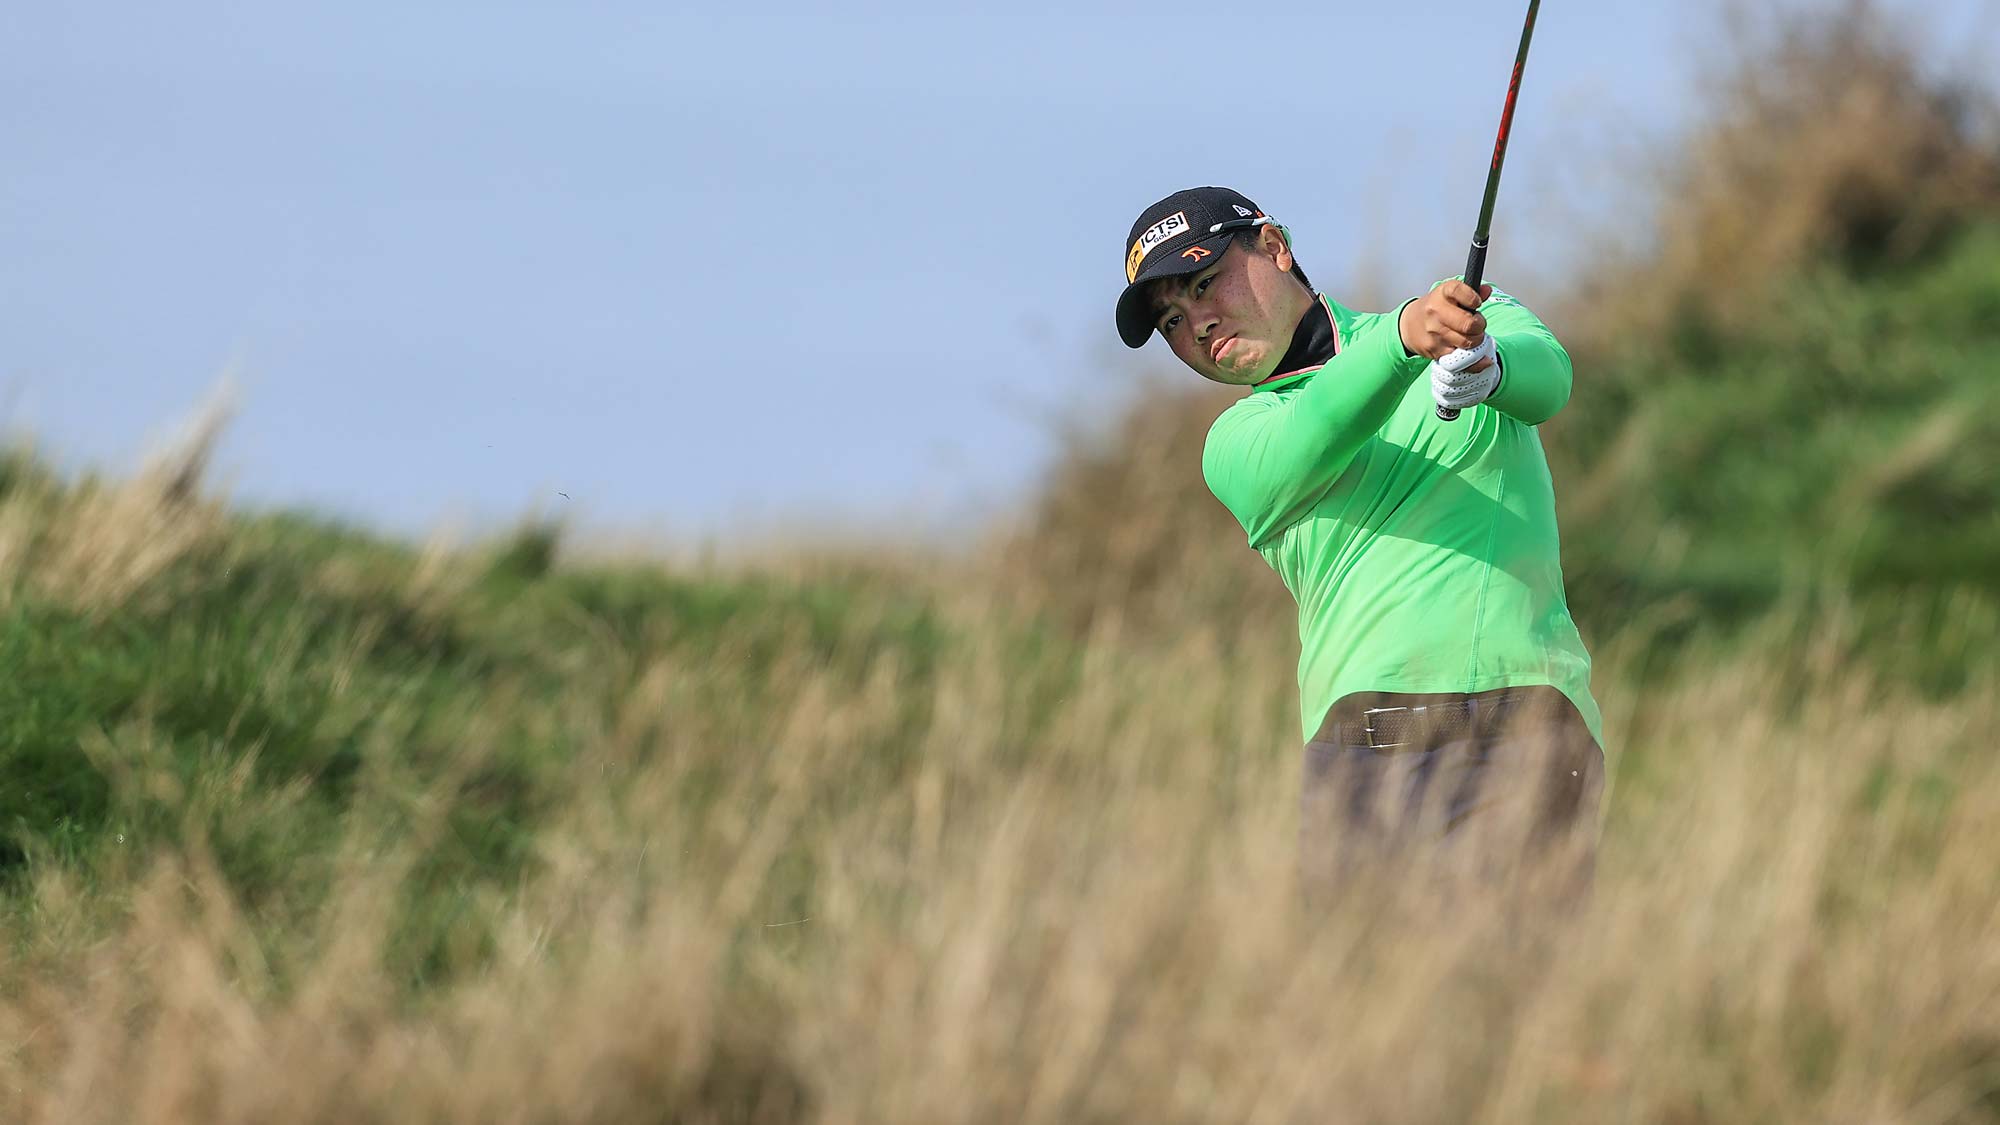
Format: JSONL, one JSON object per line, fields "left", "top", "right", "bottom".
{"left": 1201, "top": 393, "right": 1276, "bottom": 481}
{"left": 1205, "top": 392, "right": 1277, "bottom": 440}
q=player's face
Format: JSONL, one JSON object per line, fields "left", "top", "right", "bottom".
{"left": 1148, "top": 228, "right": 1310, "bottom": 385}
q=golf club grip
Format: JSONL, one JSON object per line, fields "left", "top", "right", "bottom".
{"left": 1437, "top": 0, "right": 1537, "bottom": 423}
{"left": 1435, "top": 241, "right": 1491, "bottom": 421}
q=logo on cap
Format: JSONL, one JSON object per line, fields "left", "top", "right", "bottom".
{"left": 1232, "top": 205, "right": 1253, "bottom": 217}
{"left": 1181, "top": 246, "right": 1211, "bottom": 263}
{"left": 1126, "top": 211, "right": 1190, "bottom": 283}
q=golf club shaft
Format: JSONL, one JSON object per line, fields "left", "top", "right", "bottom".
{"left": 1438, "top": 0, "right": 1541, "bottom": 421}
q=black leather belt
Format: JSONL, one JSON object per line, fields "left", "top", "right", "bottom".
{"left": 1313, "top": 689, "right": 1539, "bottom": 752}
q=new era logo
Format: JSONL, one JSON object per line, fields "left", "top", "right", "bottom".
{"left": 1232, "top": 204, "right": 1253, "bottom": 217}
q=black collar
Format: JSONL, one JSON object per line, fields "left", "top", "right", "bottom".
{"left": 1261, "top": 296, "right": 1337, "bottom": 385}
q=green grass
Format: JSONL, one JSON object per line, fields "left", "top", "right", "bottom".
{"left": 1551, "top": 220, "right": 2000, "bottom": 640}
{"left": 0, "top": 503, "right": 961, "bottom": 991}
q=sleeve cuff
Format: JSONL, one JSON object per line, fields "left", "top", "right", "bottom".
{"left": 1395, "top": 297, "right": 1420, "bottom": 357}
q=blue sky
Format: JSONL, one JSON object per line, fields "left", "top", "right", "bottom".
{"left": 5, "top": 1, "right": 1995, "bottom": 542}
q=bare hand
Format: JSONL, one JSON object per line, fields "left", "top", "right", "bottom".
{"left": 1400, "top": 281, "right": 1495, "bottom": 371}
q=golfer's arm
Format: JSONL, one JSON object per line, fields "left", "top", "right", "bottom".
{"left": 1203, "top": 322, "right": 1428, "bottom": 545}
{"left": 1481, "top": 287, "right": 1572, "bottom": 425}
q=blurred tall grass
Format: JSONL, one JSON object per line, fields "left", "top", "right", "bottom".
{"left": 2, "top": 8, "right": 1997, "bottom": 1122}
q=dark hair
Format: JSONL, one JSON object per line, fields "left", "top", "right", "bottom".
{"left": 1238, "top": 226, "right": 1313, "bottom": 292}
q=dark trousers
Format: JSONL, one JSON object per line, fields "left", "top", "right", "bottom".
{"left": 1298, "top": 686, "right": 1604, "bottom": 908}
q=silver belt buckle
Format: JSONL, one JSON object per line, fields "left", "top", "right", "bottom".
{"left": 1362, "top": 705, "right": 1420, "bottom": 750}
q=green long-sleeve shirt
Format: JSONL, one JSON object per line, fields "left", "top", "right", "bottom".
{"left": 1201, "top": 287, "right": 1602, "bottom": 744}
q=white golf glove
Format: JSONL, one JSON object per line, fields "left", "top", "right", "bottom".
{"left": 1429, "top": 334, "right": 1501, "bottom": 411}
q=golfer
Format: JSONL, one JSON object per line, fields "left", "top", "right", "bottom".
{"left": 1115, "top": 186, "right": 1603, "bottom": 896}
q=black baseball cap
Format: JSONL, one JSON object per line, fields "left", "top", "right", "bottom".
{"left": 1115, "top": 186, "right": 1275, "bottom": 348}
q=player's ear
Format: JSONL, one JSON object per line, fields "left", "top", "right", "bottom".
{"left": 1258, "top": 223, "right": 1294, "bottom": 273}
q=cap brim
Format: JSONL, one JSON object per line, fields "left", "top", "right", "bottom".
{"left": 1115, "top": 232, "right": 1235, "bottom": 348}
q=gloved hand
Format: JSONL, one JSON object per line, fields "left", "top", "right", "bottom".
{"left": 1430, "top": 334, "right": 1501, "bottom": 411}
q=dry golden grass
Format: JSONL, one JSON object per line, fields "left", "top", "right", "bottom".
{"left": 1, "top": 571, "right": 1994, "bottom": 1122}
{"left": 0, "top": 392, "right": 231, "bottom": 618}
